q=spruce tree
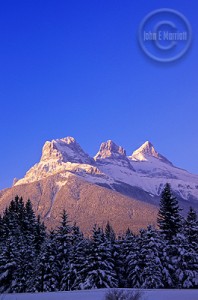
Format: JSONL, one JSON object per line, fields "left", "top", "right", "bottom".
{"left": 67, "top": 224, "right": 86, "bottom": 290}
{"left": 105, "top": 222, "right": 123, "bottom": 287}
{"left": 125, "top": 233, "right": 142, "bottom": 288}
{"left": 34, "top": 215, "right": 46, "bottom": 254}
{"left": 0, "top": 214, "right": 5, "bottom": 243}
{"left": 157, "top": 183, "right": 183, "bottom": 240}
{"left": 126, "top": 226, "right": 166, "bottom": 289}
{"left": 139, "top": 226, "right": 164, "bottom": 288}
{"left": 56, "top": 210, "right": 72, "bottom": 291}
{"left": 0, "top": 197, "right": 46, "bottom": 293}
{"left": 80, "top": 225, "right": 118, "bottom": 289}
{"left": 169, "top": 233, "right": 198, "bottom": 288}
{"left": 105, "top": 221, "right": 116, "bottom": 242}
{"left": 29, "top": 240, "right": 48, "bottom": 292}
{"left": 0, "top": 234, "right": 18, "bottom": 293}
{"left": 184, "top": 207, "right": 198, "bottom": 251}
{"left": 42, "top": 231, "right": 59, "bottom": 292}
{"left": 119, "top": 229, "right": 136, "bottom": 288}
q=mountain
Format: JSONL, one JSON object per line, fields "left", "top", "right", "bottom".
{"left": 41, "top": 136, "right": 94, "bottom": 164}
{"left": 1, "top": 136, "right": 198, "bottom": 233}
{"left": 130, "top": 141, "right": 173, "bottom": 165}
{"left": 129, "top": 142, "right": 198, "bottom": 206}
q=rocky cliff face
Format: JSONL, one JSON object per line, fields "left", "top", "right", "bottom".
{"left": 41, "top": 137, "right": 93, "bottom": 164}
{"left": 94, "top": 140, "right": 126, "bottom": 160}
{"left": 94, "top": 140, "right": 133, "bottom": 169}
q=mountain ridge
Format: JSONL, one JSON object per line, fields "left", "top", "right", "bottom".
{"left": 1, "top": 135, "right": 198, "bottom": 233}
{"left": 13, "top": 136, "right": 198, "bottom": 205}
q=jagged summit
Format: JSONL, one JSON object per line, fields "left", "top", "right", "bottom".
{"left": 94, "top": 140, "right": 133, "bottom": 169}
{"left": 94, "top": 140, "right": 126, "bottom": 160}
{"left": 130, "top": 141, "right": 172, "bottom": 165}
{"left": 132, "top": 141, "right": 159, "bottom": 159}
{"left": 41, "top": 136, "right": 93, "bottom": 164}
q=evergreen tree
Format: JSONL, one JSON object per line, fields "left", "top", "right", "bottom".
{"left": 104, "top": 222, "right": 122, "bottom": 286}
{"left": 80, "top": 225, "right": 118, "bottom": 289}
{"left": 105, "top": 221, "right": 116, "bottom": 242}
{"left": 40, "top": 231, "right": 59, "bottom": 292}
{"left": 157, "top": 183, "right": 183, "bottom": 241}
{"left": 24, "top": 199, "right": 36, "bottom": 233}
{"left": 160, "top": 211, "right": 198, "bottom": 289}
{"left": 125, "top": 234, "right": 142, "bottom": 288}
{"left": 29, "top": 240, "right": 48, "bottom": 292}
{"left": 169, "top": 233, "right": 198, "bottom": 288}
{"left": 12, "top": 235, "right": 31, "bottom": 292}
{"left": 184, "top": 207, "right": 198, "bottom": 252}
{"left": 126, "top": 226, "right": 164, "bottom": 288}
{"left": 0, "top": 198, "right": 22, "bottom": 292}
{"left": 139, "top": 226, "right": 164, "bottom": 288}
{"left": 56, "top": 210, "right": 72, "bottom": 291}
{"left": 10, "top": 198, "right": 37, "bottom": 292}
{"left": 0, "top": 197, "right": 46, "bottom": 293}
{"left": 71, "top": 223, "right": 84, "bottom": 245}
{"left": 0, "top": 214, "right": 5, "bottom": 243}
{"left": 1, "top": 208, "right": 10, "bottom": 240}
{"left": 67, "top": 224, "right": 87, "bottom": 290}
{"left": 119, "top": 229, "right": 136, "bottom": 288}
{"left": 112, "top": 237, "right": 125, "bottom": 288}
{"left": 34, "top": 215, "right": 46, "bottom": 254}
{"left": 0, "top": 234, "right": 18, "bottom": 293}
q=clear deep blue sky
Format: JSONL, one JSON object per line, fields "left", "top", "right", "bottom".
{"left": 0, "top": 0, "right": 198, "bottom": 189}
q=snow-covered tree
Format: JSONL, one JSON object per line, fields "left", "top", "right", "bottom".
{"left": 118, "top": 229, "right": 136, "bottom": 288}
{"left": 184, "top": 207, "right": 198, "bottom": 252}
{"left": 34, "top": 215, "right": 46, "bottom": 254}
{"left": 80, "top": 225, "right": 118, "bottom": 289}
{"left": 0, "top": 197, "right": 48, "bottom": 293}
{"left": 157, "top": 183, "right": 183, "bottom": 241}
{"left": 67, "top": 225, "right": 88, "bottom": 290}
{"left": 56, "top": 210, "right": 72, "bottom": 291}
{"left": 169, "top": 233, "right": 198, "bottom": 288}
{"left": 139, "top": 226, "right": 164, "bottom": 288}
{"left": 0, "top": 234, "right": 18, "bottom": 293}
{"left": 126, "top": 226, "right": 164, "bottom": 288}
{"left": 43, "top": 231, "right": 59, "bottom": 291}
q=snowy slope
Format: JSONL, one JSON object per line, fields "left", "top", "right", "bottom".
{"left": 1, "top": 289, "right": 198, "bottom": 300}
{"left": 14, "top": 137, "right": 198, "bottom": 204}
{"left": 95, "top": 140, "right": 198, "bottom": 202}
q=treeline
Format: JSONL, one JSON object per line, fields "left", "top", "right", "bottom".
{"left": 0, "top": 183, "right": 197, "bottom": 293}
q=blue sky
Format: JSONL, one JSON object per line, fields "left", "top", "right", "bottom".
{"left": 0, "top": 0, "right": 198, "bottom": 189}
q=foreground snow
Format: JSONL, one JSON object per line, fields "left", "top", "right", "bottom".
{"left": 1, "top": 289, "right": 198, "bottom": 300}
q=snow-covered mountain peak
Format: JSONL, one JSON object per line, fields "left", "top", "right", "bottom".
{"left": 94, "top": 140, "right": 126, "bottom": 160}
{"left": 94, "top": 140, "right": 134, "bottom": 170}
{"left": 132, "top": 141, "right": 158, "bottom": 159}
{"left": 130, "top": 141, "right": 172, "bottom": 165}
{"left": 41, "top": 136, "right": 93, "bottom": 164}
